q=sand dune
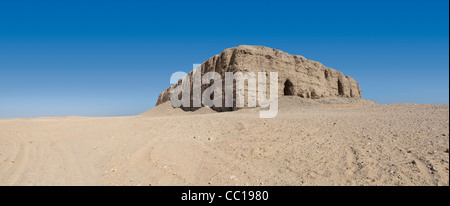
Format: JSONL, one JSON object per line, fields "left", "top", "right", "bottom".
{"left": 0, "top": 96, "right": 448, "bottom": 186}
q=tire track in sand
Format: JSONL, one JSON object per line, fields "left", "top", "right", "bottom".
{"left": 0, "top": 137, "right": 30, "bottom": 185}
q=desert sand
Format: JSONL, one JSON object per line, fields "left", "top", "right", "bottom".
{"left": 0, "top": 96, "right": 448, "bottom": 186}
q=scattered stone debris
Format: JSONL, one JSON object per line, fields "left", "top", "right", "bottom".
{"left": 430, "top": 165, "right": 438, "bottom": 172}
{"left": 229, "top": 175, "right": 238, "bottom": 181}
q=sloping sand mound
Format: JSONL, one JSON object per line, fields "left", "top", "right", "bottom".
{"left": 143, "top": 96, "right": 379, "bottom": 116}
{"left": 141, "top": 102, "right": 216, "bottom": 117}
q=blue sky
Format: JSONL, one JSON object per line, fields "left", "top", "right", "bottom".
{"left": 0, "top": 0, "right": 448, "bottom": 118}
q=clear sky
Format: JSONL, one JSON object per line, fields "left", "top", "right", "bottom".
{"left": 0, "top": 0, "right": 448, "bottom": 118}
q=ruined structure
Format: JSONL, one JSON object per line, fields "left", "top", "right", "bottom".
{"left": 155, "top": 45, "right": 361, "bottom": 111}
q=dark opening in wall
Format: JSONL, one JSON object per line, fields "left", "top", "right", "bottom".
{"left": 338, "top": 79, "right": 345, "bottom": 96}
{"left": 284, "top": 79, "right": 295, "bottom": 95}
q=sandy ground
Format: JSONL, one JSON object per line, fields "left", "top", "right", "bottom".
{"left": 0, "top": 96, "right": 448, "bottom": 186}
